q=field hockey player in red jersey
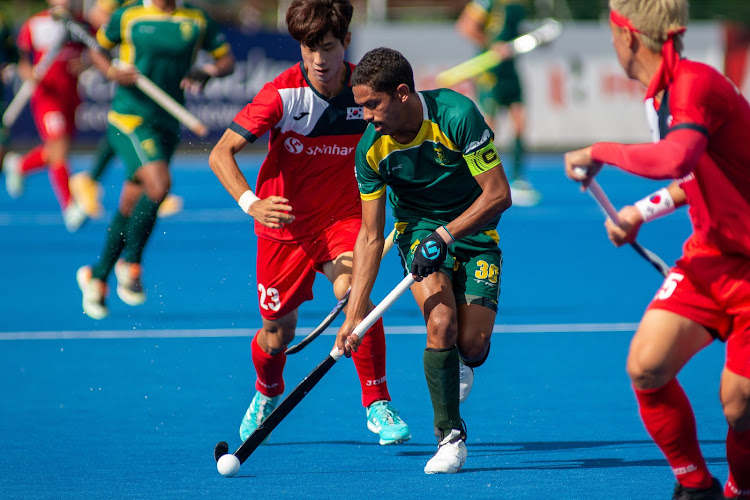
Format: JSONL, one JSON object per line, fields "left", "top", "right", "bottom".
{"left": 5, "top": 0, "right": 88, "bottom": 232}
{"left": 565, "top": 1, "right": 750, "bottom": 498}
{"left": 208, "top": 0, "right": 410, "bottom": 448}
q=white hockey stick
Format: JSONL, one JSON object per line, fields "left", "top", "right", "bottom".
{"left": 575, "top": 168, "right": 670, "bottom": 277}
{"left": 436, "top": 18, "right": 563, "bottom": 87}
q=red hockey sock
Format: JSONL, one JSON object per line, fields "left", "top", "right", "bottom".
{"left": 19, "top": 145, "right": 46, "bottom": 174}
{"left": 251, "top": 332, "right": 286, "bottom": 398}
{"left": 351, "top": 317, "right": 390, "bottom": 407}
{"left": 48, "top": 160, "right": 71, "bottom": 208}
{"left": 725, "top": 427, "right": 750, "bottom": 498}
{"left": 634, "top": 379, "right": 713, "bottom": 488}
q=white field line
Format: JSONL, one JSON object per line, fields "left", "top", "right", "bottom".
{"left": 0, "top": 323, "right": 639, "bottom": 340}
{"left": 0, "top": 208, "right": 244, "bottom": 227}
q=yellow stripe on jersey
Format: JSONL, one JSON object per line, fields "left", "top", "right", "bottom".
{"left": 360, "top": 185, "right": 386, "bottom": 201}
{"left": 364, "top": 120, "right": 461, "bottom": 173}
{"left": 107, "top": 110, "right": 143, "bottom": 133}
{"left": 97, "top": 29, "right": 118, "bottom": 50}
{"left": 464, "top": 141, "right": 502, "bottom": 176}
{"left": 484, "top": 229, "right": 500, "bottom": 245}
{"left": 118, "top": 6, "right": 208, "bottom": 64}
{"left": 209, "top": 42, "right": 231, "bottom": 60}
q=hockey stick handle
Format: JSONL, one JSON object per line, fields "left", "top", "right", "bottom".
{"left": 586, "top": 178, "right": 622, "bottom": 224}
{"left": 2, "top": 81, "right": 34, "bottom": 128}
{"left": 51, "top": 7, "right": 208, "bottom": 137}
{"left": 575, "top": 168, "right": 670, "bottom": 277}
{"left": 226, "top": 273, "right": 414, "bottom": 465}
{"left": 2, "top": 27, "right": 67, "bottom": 128}
{"left": 132, "top": 73, "right": 208, "bottom": 136}
{"left": 435, "top": 18, "right": 562, "bottom": 87}
{"left": 284, "top": 228, "right": 398, "bottom": 355}
{"left": 329, "top": 274, "right": 415, "bottom": 360}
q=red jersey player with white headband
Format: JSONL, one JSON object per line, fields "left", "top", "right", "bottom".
{"left": 565, "top": 0, "right": 750, "bottom": 498}
{"left": 208, "top": 0, "right": 410, "bottom": 447}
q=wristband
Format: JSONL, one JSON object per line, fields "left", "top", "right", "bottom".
{"left": 238, "top": 190, "right": 260, "bottom": 214}
{"left": 634, "top": 187, "right": 675, "bottom": 222}
{"left": 438, "top": 225, "right": 455, "bottom": 245}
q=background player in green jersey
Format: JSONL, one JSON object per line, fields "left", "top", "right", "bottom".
{"left": 336, "top": 47, "right": 512, "bottom": 474}
{"left": 70, "top": 0, "right": 185, "bottom": 219}
{"left": 456, "top": 0, "right": 540, "bottom": 206}
{"left": 76, "top": 0, "right": 234, "bottom": 319}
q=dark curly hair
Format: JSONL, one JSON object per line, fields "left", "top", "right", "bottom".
{"left": 351, "top": 47, "right": 415, "bottom": 94}
{"left": 286, "top": 0, "right": 353, "bottom": 48}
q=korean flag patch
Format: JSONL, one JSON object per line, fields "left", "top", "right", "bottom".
{"left": 346, "top": 107, "right": 363, "bottom": 120}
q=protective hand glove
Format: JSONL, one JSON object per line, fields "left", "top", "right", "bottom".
{"left": 181, "top": 68, "right": 211, "bottom": 93}
{"left": 410, "top": 231, "right": 449, "bottom": 278}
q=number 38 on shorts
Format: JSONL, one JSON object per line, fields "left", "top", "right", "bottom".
{"left": 399, "top": 224, "right": 503, "bottom": 309}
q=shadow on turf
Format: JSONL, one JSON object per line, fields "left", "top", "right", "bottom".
{"left": 394, "top": 439, "right": 728, "bottom": 471}
{"left": 462, "top": 456, "right": 728, "bottom": 473}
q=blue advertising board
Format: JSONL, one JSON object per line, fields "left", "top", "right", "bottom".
{"left": 3, "top": 27, "right": 302, "bottom": 146}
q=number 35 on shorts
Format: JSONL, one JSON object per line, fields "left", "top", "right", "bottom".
{"left": 655, "top": 272, "right": 684, "bottom": 300}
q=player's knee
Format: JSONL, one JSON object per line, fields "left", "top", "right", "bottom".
{"left": 459, "top": 339, "right": 491, "bottom": 368}
{"left": 426, "top": 312, "right": 457, "bottom": 347}
{"left": 626, "top": 356, "right": 670, "bottom": 390}
{"left": 722, "top": 394, "right": 750, "bottom": 431}
{"left": 147, "top": 181, "right": 170, "bottom": 203}
{"left": 259, "top": 326, "right": 295, "bottom": 354}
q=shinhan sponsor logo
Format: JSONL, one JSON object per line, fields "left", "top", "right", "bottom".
{"left": 284, "top": 137, "right": 304, "bottom": 154}
{"left": 285, "top": 138, "right": 355, "bottom": 156}
{"left": 305, "top": 144, "right": 355, "bottom": 156}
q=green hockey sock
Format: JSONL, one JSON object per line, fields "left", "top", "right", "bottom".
{"left": 92, "top": 211, "right": 129, "bottom": 281}
{"left": 423, "top": 346, "right": 461, "bottom": 433}
{"left": 123, "top": 194, "right": 160, "bottom": 264}
{"left": 512, "top": 135, "right": 525, "bottom": 181}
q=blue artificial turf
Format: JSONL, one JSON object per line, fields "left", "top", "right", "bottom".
{"left": 0, "top": 152, "right": 727, "bottom": 499}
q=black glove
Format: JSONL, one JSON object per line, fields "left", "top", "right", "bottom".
{"left": 410, "top": 231, "right": 449, "bottom": 278}
{"left": 183, "top": 68, "right": 211, "bottom": 91}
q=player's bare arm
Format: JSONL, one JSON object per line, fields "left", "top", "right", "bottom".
{"left": 85, "top": 1, "right": 112, "bottom": 30}
{"left": 444, "top": 161, "right": 511, "bottom": 241}
{"left": 208, "top": 129, "right": 294, "bottom": 228}
{"left": 16, "top": 49, "right": 34, "bottom": 81}
{"left": 88, "top": 46, "right": 138, "bottom": 86}
{"left": 605, "top": 180, "right": 688, "bottom": 247}
{"left": 455, "top": 5, "right": 488, "bottom": 48}
{"left": 335, "top": 196, "right": 387, "bottom": 357}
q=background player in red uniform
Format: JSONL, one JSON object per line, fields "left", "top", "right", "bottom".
{"left": 564, "top": 1, "right": 750, "bottom": 498}
{"left": 208, "top": 0, "right": 410, "bottom": 446}
{"left": 4, "top": 0, "right": 87, "bottom": 232}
